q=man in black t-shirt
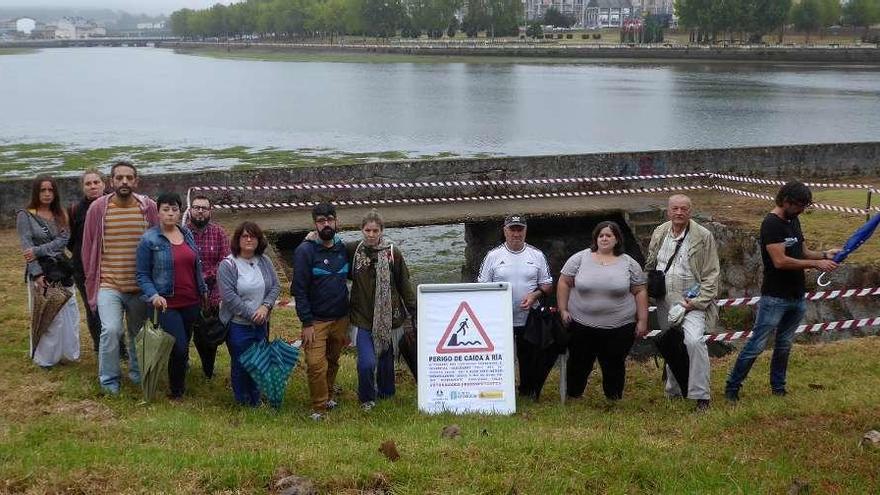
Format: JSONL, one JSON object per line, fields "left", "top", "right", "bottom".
{"left": 725, "top": 182, "right": 840, "bottom": 402}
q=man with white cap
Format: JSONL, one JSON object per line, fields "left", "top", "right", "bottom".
{"left": 478, "top": 215, "right": 553, "bottom": 400}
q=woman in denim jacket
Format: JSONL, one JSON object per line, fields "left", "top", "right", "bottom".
{"left": 136, "top": 192, "right": 207, "bottom": 400}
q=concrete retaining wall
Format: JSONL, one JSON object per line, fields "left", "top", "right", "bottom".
{"left": 1, "top": 141, "right": 879, "bottom": 226}
{"left": 161, "top": 41, "right": 880, "bottom": 63}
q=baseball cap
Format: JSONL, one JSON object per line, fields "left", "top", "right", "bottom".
{"left": 504, "top": 215, "right": 527, "bottom": 227}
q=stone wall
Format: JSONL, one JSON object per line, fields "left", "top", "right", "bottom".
{"left": 2, "top": 141, "right": 878, "bottom": 227}
{"left": 161, "top": 42, "right": 880, "bottom": 63}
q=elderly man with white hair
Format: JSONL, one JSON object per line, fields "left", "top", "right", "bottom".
{"left": 645, "top": 194, "right": 720, "bottom": 411}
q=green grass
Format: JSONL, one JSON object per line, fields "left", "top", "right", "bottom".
{"left": 0, "top": 143, "right": 476, "bottom": 178}
{"left": 1, "top": 228, "right": 879, "bottom": 493}
{"left": 0, "top": 48, "right": 35, "bottom": 56}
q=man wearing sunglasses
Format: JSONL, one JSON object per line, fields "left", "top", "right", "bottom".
{"left": 725, "top": 181, "right": 840, "bottom": 402}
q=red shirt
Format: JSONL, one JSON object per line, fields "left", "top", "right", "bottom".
{"left": 166, "top": 242, "right": 200, "bottom": 309}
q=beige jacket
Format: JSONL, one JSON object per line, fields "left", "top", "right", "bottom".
{"left": 645, "top": 219, "right": 721, "bottom": 330}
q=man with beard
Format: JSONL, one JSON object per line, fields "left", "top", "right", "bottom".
{"left": 83, "top": 161, "right": 158, "bottom": 395}
{"left": 292, "top": 203, "right": 350, "bottom": 420}
{"left": 725, "top": 182, "right": 840, "bottom": 402}
{"left": 186, "top": 195, "right": 230, "bottom": 379}
{"left": 68, "top": 169, "right": 106, "bottom": 352}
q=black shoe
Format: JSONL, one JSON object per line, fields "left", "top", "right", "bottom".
{"left": 724, "top": 390, "right": 739, "bottom": 402}
{"left": 695, "top": 399, "right": 711, "bottom": 411}
{"left": 772, "top": 389, "right": 787, "bottom": 397}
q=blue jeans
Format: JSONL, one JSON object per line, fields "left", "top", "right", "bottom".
{"left": 355, "top": 327, "right": 395, "bottom": 403}
{"left": 97, "top": 288, "right": 147, "bottom": 393}
{"left": 227, "top": 321, "right": 268, "bottom": 406}
{"left": 726, "top": 295, "right": 806, "bottom": 394}
{"left": 157, "top": 305, "right": 200, "bottom": 398}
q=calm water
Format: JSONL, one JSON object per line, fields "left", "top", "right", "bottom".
{"left": 2, "top": 48, "right": 880, "bottom": 156}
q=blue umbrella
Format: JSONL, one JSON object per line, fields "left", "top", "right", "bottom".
{"left": 817, "top": 212, "right": 880, "bottom": 286}
{"left": 239, "top": 338, "right": 301, "bottom": 409}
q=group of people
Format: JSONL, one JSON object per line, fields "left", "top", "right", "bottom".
{"left": 478, "top": 185, "right": 839, "bottom": 411}
{"left": 17, "top": 161, "right": 839, "bottom": 414}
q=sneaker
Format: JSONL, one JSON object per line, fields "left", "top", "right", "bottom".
{"left": 724, "top": 390, "right": 739, "bottom": 403}
{"left": 695, "top": 399, "right": 711, "bottom": 411}
{"left": 332, "top": 384, "right": 343, "bottom": 396}
{"left": 310, "top": 412, "right": 324, "bottom": 421}
{"left": 361, "top": 400, "right": 376, "bottom": 412}
{"left": 326, "top": 399, "right": 338, "bottom": 410}
{"left": 772, "top": 389, "right": 787, "bottom": 397}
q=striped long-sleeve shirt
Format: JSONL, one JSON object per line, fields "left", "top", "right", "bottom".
{"left": 100, "top": 202, "right": 149, "bottom": 293}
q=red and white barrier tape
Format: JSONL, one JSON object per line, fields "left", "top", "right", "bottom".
{"left": 699, "top": 316, "right": 880, "bottom": 342}
{"left": 643, "top": 316, "right": 880, "bottom": 341}
{"left": 715, "top": 185, "right": 878, "bottom": 215}
{"left": 211, "top": 185, "right": 711, "bottom": 210}
{"left": 716, "top": 287, "right": 880, "bottom": 306}
{"left": 711, "top": 173, "right": 876, "bottom": 191}
{"left": 189, "top": 172, "right": 712, "bottom": 194}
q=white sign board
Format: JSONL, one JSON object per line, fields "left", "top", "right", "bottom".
{"left": 417, "top": 282, "right": 516, "bottom": 414}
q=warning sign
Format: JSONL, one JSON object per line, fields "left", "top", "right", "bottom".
{"left": 436, "top": 301, "right": 495, "bottom": 354}
{"left": 417, "top": 282, "right": 516, "bottom": 415}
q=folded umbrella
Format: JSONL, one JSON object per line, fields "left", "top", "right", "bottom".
{"left": 136, "top": 315, "right": 176, "bottom": 402}
{"left": 30, "top": 283, "right": 72, "bottom": 358}
{"left": 239, "top": 338, "right": 301, "bottom": 409}
{"left": 817, "top": 212, "right": 880, "bottom": 286}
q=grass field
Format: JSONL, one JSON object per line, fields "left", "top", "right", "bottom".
{"left": 1, "top": 218, "right": 879, "bottom": 493}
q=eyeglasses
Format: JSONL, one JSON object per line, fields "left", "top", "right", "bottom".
{"left": 241, "top": 233, "right": 257, "bottom": 240}
{"left": 191, "top": 206, "right": 210, "bottom": 212}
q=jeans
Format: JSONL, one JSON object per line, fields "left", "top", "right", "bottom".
{"left": 157, "top": 305, "right": 200, "bottom": 398}
{"left": 97, "top": 288, "right": 147, "bottom": 393}
{"left": 725, "top": 295, "right": 806, "bottom": 394}
{"left": 355, "top": 327, "right": 395, "bottom": 403}
{"left": 227, "top": 321, "right": 268, "bottom": 406}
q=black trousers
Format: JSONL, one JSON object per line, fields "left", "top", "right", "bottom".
{"left": 514, "top": 326, "right": 559, "bottom": 400}
{"left": 566, "top": 321, "right": 636, "bottom": 400}
{"left": 73, "top": 269, "right": 102, "bottom": 352}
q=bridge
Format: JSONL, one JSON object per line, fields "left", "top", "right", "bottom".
{"left": 0, "top": 37, "right": 178, "bottom": 49}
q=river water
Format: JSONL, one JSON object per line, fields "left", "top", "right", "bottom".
{"left": 2, "top": 47, "right": 880, "bottom": 159}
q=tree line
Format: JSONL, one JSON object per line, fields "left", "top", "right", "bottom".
{"left": 169, "top": 0, "right": 522, "bottom": 40}
{"left": 675, "top": 0, "right": 880, "bottom": 43}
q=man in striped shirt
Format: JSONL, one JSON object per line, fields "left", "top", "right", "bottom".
{"left": 82, "top": 161, "right": 158, "bottom": 395}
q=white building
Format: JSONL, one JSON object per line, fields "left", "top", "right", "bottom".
{"left": 585, "top": 0, "right": 633, "bottom": 27}
{"left": 16, "top": 17, "right": 36, "bottom": 34}
{"left": 55, "top": 17, "right": 106, "bottom": 39}
{"left": 524, "top": 0, "right": 587, "bottom": 23}
{"left": 136, "top": 22, "right": 167, "bottom": 30}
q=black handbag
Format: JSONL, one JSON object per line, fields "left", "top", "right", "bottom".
{"left": 193, "top": 307, "right": 228, "bottom": 347}
{"left": 647, "top": 226, "right": 689, "bottom": 299}
{"left": 37, "top": 255, "right": 74, "bottom": 287}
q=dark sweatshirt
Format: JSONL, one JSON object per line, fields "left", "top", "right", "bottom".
{"left": 292, "top": 237, "right": 350, "bottom": 327}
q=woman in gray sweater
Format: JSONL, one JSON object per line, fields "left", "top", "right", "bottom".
{"left": 557, "top": 221, "right": 649, "bottom": 401}
{"left": 16, "top": 175, "right": 80, "bottom": 368}
{"left": 218, "top": 221, "right": 280, "bottom": 406}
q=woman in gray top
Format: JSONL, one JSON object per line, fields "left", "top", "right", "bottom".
{"left": 218, "top": 221, "right": 280, "bottom": 406}
{"left": 16, "top": 175, "right": 81, "bottom": 368}
{"left": 557, "top": 221, "right": 648, "bottom": 400}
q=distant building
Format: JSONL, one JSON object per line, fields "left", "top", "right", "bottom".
{"left": 31, "top": 23, "right": 57, "bottom": 40}
{"left": 136, "top": 22, "right": 167, "bottom": 30}
{"left": 16, "top": 17, "right": 36, "bottom": 34}
{"left": 54, "top": 17, "right": 106, "bottom": 39}
{"left": 585, "top": 0, "right": 634, "bottom": 27}
{"left": 524, "top": 0, "right": 587, "bottom": 23}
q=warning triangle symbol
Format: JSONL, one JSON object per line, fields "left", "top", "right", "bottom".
{"left": 436, "top": 301, "right": 495, "bottom": 354}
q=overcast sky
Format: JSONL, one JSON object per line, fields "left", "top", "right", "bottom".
{"left": 0, "top": 1, "right": 235, "bottom": 16}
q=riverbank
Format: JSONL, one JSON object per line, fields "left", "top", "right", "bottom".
{"left": 0, "top": 228, "right": 877, "bottom": 493}
{"left": 0, "top": 48, "right": 33, "bottom": 56}
{"left": 0, "top": 143, "right": 480, "bottom": 179}
{"left": 160, "top": 40, "right": 880, "bottom": 63}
